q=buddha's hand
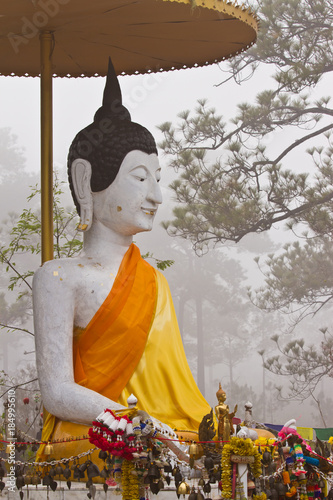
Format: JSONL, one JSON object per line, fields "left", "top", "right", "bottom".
{"left": 133, "top": 411, "right": 189, "bottom": 463}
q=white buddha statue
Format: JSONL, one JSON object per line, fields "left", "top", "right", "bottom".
{"left": 33, "top": 59, "right": 210, "bottom": 461}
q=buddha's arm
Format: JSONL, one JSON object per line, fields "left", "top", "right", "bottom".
{"left": 33, "top": 263, "right": 125, "bottom": 425}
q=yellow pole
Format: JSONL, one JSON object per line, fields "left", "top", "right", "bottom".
{"left": 40, "top": 31, "right": 54, "bottom": 263}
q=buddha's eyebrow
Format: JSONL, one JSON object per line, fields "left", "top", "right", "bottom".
{"left": 130, "top": 165, "right": 161, "bottom": 175}
{"left": 130, "top": 165, "right": 147, "bottom": 172}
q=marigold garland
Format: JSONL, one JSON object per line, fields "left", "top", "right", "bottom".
{"left": 253, "top": 493, "right": 267, "bottom": 500}
{"left": 221, "top": 437, "right": 262, "bottom": 499}
{"left": 121, "top": 459, "right": 140, "bottom": 500}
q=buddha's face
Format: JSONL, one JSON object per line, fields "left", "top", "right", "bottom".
{"left": 218, "top": 393, "right": 226, "bottom": 404}
{"left": 92, "top": 150, "right": 162, "bottom": 236}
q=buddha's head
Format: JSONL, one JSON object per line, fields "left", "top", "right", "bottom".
{"left": 67, "top": 58, "right": 161, "bottom": 234}
{"left": 216, "top": 383, "right": 227, "bottom": 404}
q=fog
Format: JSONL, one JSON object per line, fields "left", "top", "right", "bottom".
{"left": 1, "top": 60, "right": 332, "bottom": 432}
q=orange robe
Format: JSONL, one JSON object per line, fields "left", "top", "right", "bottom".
{"left": 38, "top": 244, "right": 210, "bottom": 460}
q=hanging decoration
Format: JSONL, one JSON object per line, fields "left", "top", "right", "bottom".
{"left": 1, "top": 390, "right": 333, "bottom": 500}
{"left": 221, "top": 437, "right": 262, "bottom": 498}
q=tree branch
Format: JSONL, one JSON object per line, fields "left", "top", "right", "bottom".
{"left": 0, "top": 323, "right": 34, "bottom": 336}
{"left": 234, "top": 191, "right": 333, "bottom": 243}
{"left": 0, "top": 250, "right": 33, "bottom": 291}
{"left": 253, "top": 123, "right": 333, "bottom": 168}
{"left": 0, "top": 378, "right": 39, "bottom": 399}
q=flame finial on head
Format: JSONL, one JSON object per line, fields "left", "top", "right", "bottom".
{"left": 94, "top": 57, "right": 131, "bottom": 123}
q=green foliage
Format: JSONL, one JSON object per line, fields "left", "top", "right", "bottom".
{"left": 0, "top": 172, "right": 82, "bottom": 336}
{"left": 2, "top": 174, "right": 81, "bottom": 258}
{"left": 141, "top": 251, "right": 174, "bottom": 271}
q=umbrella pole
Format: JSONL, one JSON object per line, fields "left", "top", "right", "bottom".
{"left": 40, "top": 31, "right": 54, "bottom": 264}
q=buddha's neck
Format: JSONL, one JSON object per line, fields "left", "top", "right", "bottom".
{"left": 82, "top": 222, "right": 133, "bottom": 265}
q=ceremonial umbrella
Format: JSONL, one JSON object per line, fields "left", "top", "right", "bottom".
{"left": 0, "top": 0, "right": 258, "bottom": 262}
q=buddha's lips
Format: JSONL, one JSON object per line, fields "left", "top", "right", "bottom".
{"left": 141, "top": 208, "right": 157, "bottom": 216}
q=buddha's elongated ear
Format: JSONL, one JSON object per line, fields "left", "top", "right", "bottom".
{"left": 71, "top": 159, "right": 93, "bottom": 232}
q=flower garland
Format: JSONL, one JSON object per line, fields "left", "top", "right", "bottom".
{"left": 221, "top": 437, "right": 262, "bottom": 499}
{"left": 121, "top": 459, "right": 140, "bottom": 500}
{"left": 89, "top": 410, "right": 139, "bottom": 460}
{"left": 254, "top": 437, "right": 276, "bottom": 451}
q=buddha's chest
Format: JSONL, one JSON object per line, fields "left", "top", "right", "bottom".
{"left": 73, "top": 265, "right": 117, "bottom": 328}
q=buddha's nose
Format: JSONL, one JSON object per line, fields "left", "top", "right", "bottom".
{"left": 148, "top": 180, "right": 163, "bottom": 205}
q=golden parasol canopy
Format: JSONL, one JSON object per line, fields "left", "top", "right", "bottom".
{"left": 1, "top": 0, "right": 257, "bottom": 77}
{"left": 0, "top": 0, "right": 258, "bottom": 261}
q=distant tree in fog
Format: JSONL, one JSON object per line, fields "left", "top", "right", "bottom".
{"left": 0, "top": 128, "right": 26, "bottom": 182}
{"left": 261, "top": 328, "right": 333, "bottom": 426}
{"left": 165, "top": 241, "right": 267, "bottom": 397}
{"left": 249, "top": 237, "right": 333, "bottom": 323}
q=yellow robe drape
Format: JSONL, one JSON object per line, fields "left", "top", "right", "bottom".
{"left": 37, "top": 244, "right": 210, "bottom": 461}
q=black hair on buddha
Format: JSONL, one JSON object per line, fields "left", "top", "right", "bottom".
{"left": 68, "top": 57, "right": 157, "bottom": 215}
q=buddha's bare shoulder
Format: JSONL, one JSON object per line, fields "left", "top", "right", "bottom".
{"left": 33, "top": 255, "right": 96, "bottom": 292}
